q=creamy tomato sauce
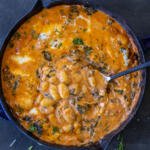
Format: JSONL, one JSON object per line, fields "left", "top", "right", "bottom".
{"left": 1, "top": 5, "right": 141, "bottom": 146}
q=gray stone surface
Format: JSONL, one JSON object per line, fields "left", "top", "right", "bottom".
{"left": 0, "top": 0, "right": 150, "bottom": 149}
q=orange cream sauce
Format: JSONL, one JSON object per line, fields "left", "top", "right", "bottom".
{"left": 1, "top": 5, "right": 141, "bottom": 146}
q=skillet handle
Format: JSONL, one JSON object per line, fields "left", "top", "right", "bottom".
{"left": 0, "top": 102, "right": 8, "bottom": 120}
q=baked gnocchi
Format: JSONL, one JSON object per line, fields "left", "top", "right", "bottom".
{"left": 1, "top": 5, "right": 141, "bottom": 146}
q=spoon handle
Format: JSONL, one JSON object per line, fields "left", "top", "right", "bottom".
{"left": 109, "top": 61, "right": 150, "bottom": 81}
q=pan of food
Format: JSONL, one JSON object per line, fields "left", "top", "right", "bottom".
{"left": 0, "top": 0, "right": 149, "bottom": 149}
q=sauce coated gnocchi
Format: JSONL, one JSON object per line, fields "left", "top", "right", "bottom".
{"left": 1, "top": 5, "right": 141, "bottom": 146}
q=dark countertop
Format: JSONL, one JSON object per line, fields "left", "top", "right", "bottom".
{"left": 0, "top": 0, "right": 150, "bottom": 150}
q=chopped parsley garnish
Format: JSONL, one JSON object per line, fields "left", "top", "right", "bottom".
{"left": 52, "top": 126, "right": 59, "bottom": 134}
{"left": 31, "top": 30, "right": 39, "bottom": 39}
{"left": 70, "top": 5, "right": 79, "bottom": 15}
{"left": 117, "top": 134, "right": 124, "bottom": 150}
{"left": 114, "top": 89, "right": 124, "bottom": 95}
{"left": 23, "top": 116, "right": 32, "bottom": 122}
{"left": 73, "top": 38, "right": 84, "bottom": 45}
{"left": 83, "top": 28, "right": 87, "bottom": 32}
{"left": 42, "top": 51, "right": 52, "bottom": 61}
{"left": 16, "top": 105, "right": 24, "bottom": 113}
{"left": 29, "top": 123, "right": 43, "bottom": 135}
{"left": 14, "top": 32, "right": 21, "bottom": 39}
{"left": 29, "top": 124, "right": 37, "bottom": 132}
{"left": 99, "top": 63, "right": 108, "bottom": 74}
{"left": 84, "top": 46, "right": 92, "bottom": 55}
{"left": 50, "top": 40, "right": 62, "bottom": 49}
{"left": 31, "top": 45, "right": 35, "bottom": 50}
{"left": 13, "top": 77, "right": 20, "bottom": 91}
{"left": 84, "top": 7, "right": 97, "bottom": 15}
{"left": 76, "top": 104, "right": 90, "bottom": 114}
{"left": 55, "top": 29, "right": 62, "bottom": 35}
{"left": 107, "top": 17, "right": 114, "bottom": 25}
{"left": 69, "top": 98, "right": 76, "bottom": 105}
{"left": 12, "top": 78, "right": 20, "bottom": 95}
{"left": 58, "top": 42, "right": 62, "bottom": 48}
{"left": 28, "top": 146, "right": 33, "bottom": 150}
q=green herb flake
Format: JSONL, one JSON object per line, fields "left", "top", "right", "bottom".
{"left": 58, "top": 42, "right": 62, "bottom": 48}
{"left": 43, "top": 45, "right": 48, "bottom": 49}
{"left": 54, "top": 29, "right": 63, "bottom": 37}
{"left": 52, "top": 126, "right": 59, "bottom": 134}
{"left": 31, "top": 30, "right": 39, "bottom": 39}
{"left": 70, "top": 5, "right": 79, "bottom": 15}
{"left": 114, "top": 89, "right": 124, "bottom": 95}
{"left": 99, "top": 64, "right": 108, "bottom": 74}
{"left": 69, "top": 98, "right": 76, "bottom": 105}
{"left": 107, "top": 17, "right": 114, "bottom": 25}
{"left": 12, "top": 78, "right": 20, "bottom": 95}
{"left": 14, "top": 32, "right": 21, "bottom": 39}
{"left": 36, "top": 69, "right": 40, "bottom": 78}
{"left": 28, "top": 146, "right": 33, "bottom": 150}
{"left": 16, "top": 105, "right": 24, "bottom": 113}
{"left": 131, "top": 91, "right": 135, "bottom": 99}
{"left": 31, "top": 45, "right": 35, "bottom": 50}
{"left": 104, "top": 122, "right": 110, "bottom": 132}
{"left": 60, "top": 9, "right": 65, "bottom": 15}
{"left": 42, "top": 51, "right": 52, "bottom": 61}
{"left": 50, "top": 40, "right": 62, "bottom": 49}
{"left": 29, "top": 123, "right": 43, "bottom": 135}
{"left": 89, "top": 127, "right": 95, "bottom": 137}
{"left": 83, "top": 28, "right": 87, "bottom": 32}
{"left": 117, "top": 134, "right": 124, "bottom": 150}
{"left": 55, "top": 29, "right": 61, "bottom": 34}
{"left": 29, "top": 124, "right": 37, "bottom": 132}
{"left": 76, "top": 104, "right": 90, "bottom": 114}
{"left": 84, "top": 7, "right": 97, "bottom": 15}
{"left": 73, "top": 38, "right": 84, "bottom": 45}
{"left": 24, "top": 31, "right": 27, "bottom": 36}
{"left": 13, "top": 76, "right": 20, "bottom": 90}
{"left": 84, "top": 46, "right": 92, "bottom": 55}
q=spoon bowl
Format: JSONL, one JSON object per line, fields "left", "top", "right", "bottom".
{"left": 105, "top": 60, "right": 150, "bottom": 81}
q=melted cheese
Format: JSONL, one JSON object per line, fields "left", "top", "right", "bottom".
{"left": 11, "top": 55, "right": 33, "bottom": 64}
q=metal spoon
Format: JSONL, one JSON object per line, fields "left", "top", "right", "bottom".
{"left": 104, "top": 61, "right": 150, "bottom": 81}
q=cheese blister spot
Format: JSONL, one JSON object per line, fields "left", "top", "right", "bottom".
{"left": 29, "top": 108, "right": 39, "bottom": 115}
{"left": 38, "top": 33, "right": 49, "bottom": 40}
{"left": 11, "top": 55, "right": 33, "bottom": 64}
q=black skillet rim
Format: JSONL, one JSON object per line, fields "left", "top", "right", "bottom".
{"left": 0, "top": 0, "right": 146, "bottom": 149}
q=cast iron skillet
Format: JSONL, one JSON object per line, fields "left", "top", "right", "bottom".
{"left": 0, "top": 0, "right": 150, "bottom": 149}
